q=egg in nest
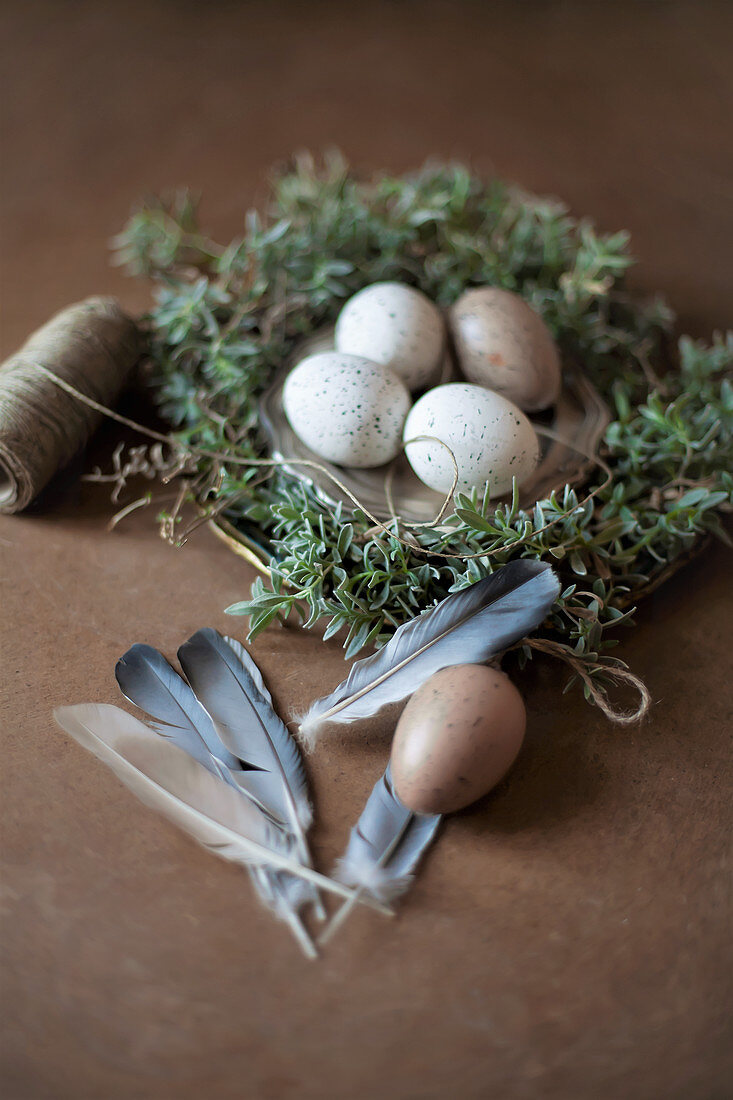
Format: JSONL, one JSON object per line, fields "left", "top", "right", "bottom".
{"left": 450, "top": 287, "right": 561, "bottom": 411}
{"left": 335, "top": 282, "right": 445, "bottom": 392}
{"left": 403, "top": 382, "right": 540, "bottom": 495}
{"left": 283, "top": 351, "right": 411, "bottom": 468}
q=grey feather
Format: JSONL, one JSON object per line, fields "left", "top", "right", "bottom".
{"left": 177, "top": 629, "right": 312, "bottom": 833}
{"left": 334, "top": 766, "right": 441, "bottom": 905}
{"left": 115, "top": 644, "right": 238, "bottom": 775}
{"left": 115, "top": 638, "right": 321, "bottom": 937}
{"left": 115, "top": 643, "right": 280, "bottom": 820}
{"left": 300, "top": 559, "right": 559, "bottom": 744}
{"left": 176, "top": 630, "right": 324, "bottom": 923}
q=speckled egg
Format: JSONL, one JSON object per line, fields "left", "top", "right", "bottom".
{"left": 335, "top": 282, "right": 445, "bottom": 391}
{"left": 390, "top": 665, "right": 527, "bottom": 814}
{"left": 283, "top": 351, "right": 411, "bottom": 468}
{"left": 450, "top": 287, "right": 561, "bottom": 411}
{"left": 403, "top": 382, "right": 540, "bottom": 496}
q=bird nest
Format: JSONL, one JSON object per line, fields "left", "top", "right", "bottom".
{"left": 109, "top": 154, "right": 731, "bottom": 718}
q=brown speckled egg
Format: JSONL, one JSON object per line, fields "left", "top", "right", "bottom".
{"left": 390, "top": 665, "right": 526, "bottom": 814}
{"left": 450, "top": 287, "right": 561, "bottom": 412}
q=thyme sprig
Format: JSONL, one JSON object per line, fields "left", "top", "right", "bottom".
{"left": 111, "top": 154, "right": 732, "bottom": 718}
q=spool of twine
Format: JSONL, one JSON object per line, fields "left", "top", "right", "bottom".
{"left": 0, "top": 297, "right": 141, "bottom": 513}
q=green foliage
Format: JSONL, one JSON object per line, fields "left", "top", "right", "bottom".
{"left": 113, "top": 154, "right": 732, "bottom": 711}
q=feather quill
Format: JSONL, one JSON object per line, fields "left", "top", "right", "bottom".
{"left": 300, "top": 559, "right": 560, "bottom": 745}
{"left": 52, "top": 703, "right": 355, "bottom": 900}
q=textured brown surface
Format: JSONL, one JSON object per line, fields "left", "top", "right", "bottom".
{"left": 1, "top": 3, "right": 732, "bottom": 1098}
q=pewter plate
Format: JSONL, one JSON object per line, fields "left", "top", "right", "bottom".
{"left": 258, "top": 329, "right": 610, "bottom": 525}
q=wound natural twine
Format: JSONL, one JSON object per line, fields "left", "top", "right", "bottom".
{"left": 0, "top": 297, "right": 141, "bottom": 513}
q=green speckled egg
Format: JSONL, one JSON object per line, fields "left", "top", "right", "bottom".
{"left": 335, "top": 282, "right": 445, "bottom": 392}
{"left": 390, "top": 665, "right": 526, "bottom": 814}
{"left": 403, "top": 382, "right": 539, "bottom": 495}
{"left": 283, "top": 351, "right": 410, "bottom": 468}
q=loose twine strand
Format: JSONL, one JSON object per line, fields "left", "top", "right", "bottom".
{"left": 512, "top": 638, "right": 651, "bottom": 725}
{"left": 32, "top": 361, "right": 650, "bottom": 723}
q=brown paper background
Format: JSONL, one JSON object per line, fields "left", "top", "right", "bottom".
{"left": 1, "top": 3, "right": 731, "bottom": 1097}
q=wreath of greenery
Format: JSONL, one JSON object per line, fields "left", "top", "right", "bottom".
{"left": 112, "top": 153, "right": 732, "bottom": 719}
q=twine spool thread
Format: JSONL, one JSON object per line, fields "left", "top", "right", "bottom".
{"left": 0, "top": 297, "right": 141, "bottom": 513}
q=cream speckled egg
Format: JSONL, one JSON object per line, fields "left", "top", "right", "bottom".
{"left": 283, "top": 352, "right": 410, "bottom": 468}
{"left": 403, "top": 382, "right": 540, "bottom": 495}
{"left": 335, "top": 282, "right": 444, "bottom": 391}
{"left": 450, "top": 287, "right": 561, "bottom": 411}
{"left": 390, "top": 665, "right": 527, "bottom": 814}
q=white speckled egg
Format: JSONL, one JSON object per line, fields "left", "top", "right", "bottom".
{"left": 335, "top": 282, "right": 444, "bottom": 391}
{"left": 450, "top": 287, "right": 561, "bottom": 411}
{"left": 403, "top": 382, "right": 540, "bottom": 495}
{"left": 283, "top": 352, "right": 411, "bottom": 469}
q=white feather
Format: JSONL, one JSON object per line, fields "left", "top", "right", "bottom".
{"left": 53, "top": 703, "right": 356, "bottom": 902}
